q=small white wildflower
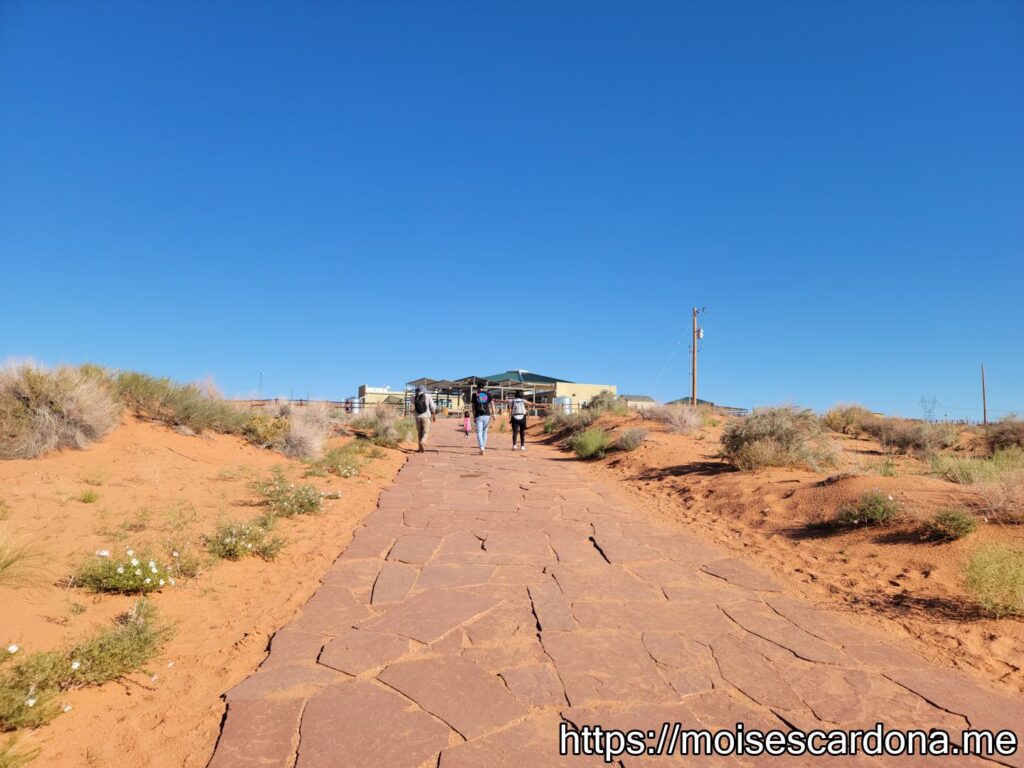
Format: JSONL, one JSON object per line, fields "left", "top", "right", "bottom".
{"left": 62, "top": 704, "right": 73, "bottom": 713}
{"left": 887, "top": 495, "right": 894, "bottom": 501}
{"left": 150, "top": 674, "right": 159, "bottom": 683}
{"left": 168, "top": 578, "right": 176, "bottom": 586}
{"left": 159, "top": 579, "right": 165, "bottom": 586}
{"left": 126, "top": 549, "right": 134, "bottom": 556}
{"left": 135, "top": 569, "right": 143, "bottom": 576}
{"left": 167, "top": 661, "right": 175, "bottom": 668}
{"left": 71, "top": 660, "right": 81, "bottom": 671}
{"left": 172, "top": 551, "right": 179, "bottom": 558}
{"left": 26, "top": 698, "right": 36, "bottom": 707}
{"left": 99, "top": 549, "right": 110, "bottom": 557}
{"left": 130, "top": 558, "right": 140, "bottom": 567}
{"left": 148, "top": 560, "right": 156, "bottom": 568}
{"left": 117, "top": 566, "right": 125, "bottom": 574}
{"left": 150, "top": 565, "right": 158, "bottom": 573}
{"left": 144, "top": 578, "right": 151, "bottom": 584}
{"left": 6, "top": 644, "right": 19, "bottom": 654}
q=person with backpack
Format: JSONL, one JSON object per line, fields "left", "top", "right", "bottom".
{"left": 412, "top": 385, "right": 437, "bottom": 452}
{"left": 509, "top": 390, "right": 528, "bottom": 451}
{"left": 471, "top": 388, "right": 495, "bottom": 455}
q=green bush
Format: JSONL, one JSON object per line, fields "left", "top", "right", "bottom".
{"left": 77, "top": 489, "right": 99, "bottom": 504}
{"left": 75, "top": 549, "right": 173, "bottom": 594}
{"left": 348, "top": 407, "right": 413, "bottom": 448}
{"left": 205, "top": 519, "right": 284, "bottom": 561}
{"left": 720, "top": 406, "right": 837, "bottom": 471}
{"left": 821, "top": 404, "right": 873, "bottom": 435}
{"left": 0, "top": 364, "right": 121, "bottom": 459}
{"left": 923, "top": 508, "right": 977, "bottom": 541}
{"left": 964, "top": 544, "right": 1024, "bottom": 618}
{"left": 115, "top": 371, "right": 247, "bottom": 434}
{"left": 241, "top": 412, "right": 290, "bottom": 447}
{"left": 569, "top": 428, "right": 613, "bottom": 459}
{"left": 932, "top": 447, "right": 1024, "bottom": 484}
{"left": 255, "top": 470, "right": 323, "bottom": 517}
{"left": 616, "top": 428, "right": 647, "bottom": 452}
{"left": 587, "top": 391, "right": 629, "bottom": 416}
{"left": 987, "top": 417, "right": 1024, "bottom": 452}
{"left": 0, "top": 737, "right": 38, "bottom": 767}
{"left": 0, "top": 600, "right": 170, "bottom": 731}
{"left": 836, "top": 490, "right": 903, "bottom": 526}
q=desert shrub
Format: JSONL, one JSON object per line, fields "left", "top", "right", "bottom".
{"left": 644, "top": 404, "right": 703, "bottom": 435}
{"left": 307, "top": 442, "right": 365, "bottom": 478}
{"left": 241, "top": 412, "right": 290, "bottom": 447}
{"left": 275, "top": 403, "right": 331, "bottom": 459}
{"left": 964, "top": 544, "right": 1024, "bottom": 618}
{"left": 932, "top": 448, "right": 1024, "bottom": 485}
{"left": 164, "top": 541, "right": 203, "bottom": 579}
{"left": 569, "top": 428, "right": 612, "bottom": 459}
{"left": 205, "top": 519, "right": 284, "bottom": 561}
{"left": 0, "top": 535, "right": 44, "bottom": 589}
{"left": 115, "top": 371, "right": 247, "bottom": 434}
{"left": 0, "top": 600, "right": 170, "bottom": 731}
{"left": 974, "top": 471, "right": 1024, "bottom": 523}
{"left": 255, "top": 471, "right": 323, "bottom": 517}
{"left": 836, "top": 490, "right": 903, "bottom": 526}
{"left": 0, "top": 364, "right": 121, "bottom": 459}
{"left": 987, "top": 417, "right": 1024, "bottom": 452}
{"left": 863, "top": 417, "right": 957, "bottom": 455}
{"left": 348, "top": 406, "right": 413, "bottom": 448}
{"left": 545, "top": 408, "right": 599, "bottom": 436}
{"left": 821, "top": 404, "right": 873, "bottom": 435}
{"left": 587, "top": 391, "right": 629, "bottom": 416}
{"left": 720, "top": 406, "right": 837, "bottom": 471}
{"left": 77, "top": 489, "right": 99, "bottom": 504}
{"left": 923, "top": 508, "right": 977, "bottom": 541}
{"left": 74, "top": 548, "right": 173, "bottom": 594}
{"left": 616, "top": 428, "right": 647, "bottom": 452}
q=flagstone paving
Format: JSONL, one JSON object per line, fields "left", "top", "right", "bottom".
{"left": 209, "top": 421, "right": 1023, "bottom": 768}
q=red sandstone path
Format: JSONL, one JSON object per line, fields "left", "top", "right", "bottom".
{"left": 208, "top": 420, "right": 1022, "bottom": 768}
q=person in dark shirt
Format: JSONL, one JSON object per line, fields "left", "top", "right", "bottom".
{"left": 471, "top": 389, "right": 495, "bottom": 455}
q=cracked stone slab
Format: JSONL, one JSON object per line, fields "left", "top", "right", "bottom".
{"left": 701, "top": 558, "right": 783, "bottom": 592}
{"left": 528, "top": 581, "right": 575, "bottom": 632}
{"left": 289, "top": 586, "right": 373, "bottom": 636}
{"left": 379, "top": 655, "right": 528, "bottom": 739}
{"left": 359, "top": 588, "right": 499, "bottom": 643}
{"left": 708, "top": 634, "right": 804, "bottom": 711}
{"left": 371, "top": 561, "right": 419, "bottom": 604}
{"left": 226, "top": 663, "right": 344, "bottom": 702}
{"left": 721, "top": 602, "right": 850, "bottom": 665}
{"left": 551, "top": 565, "right": 663, "bottom": 602}
{"left": 207, "top": 698, "right": 305, "bottom": 768}
{"left": 541, "top": 632, "right": 676, "bottom": 705}
{"left": 297, "top": 680, "right": 453, "bottom": 768}
{"left": 318, "top": 629, "right": 412, "bottom": 675}
{"left": 499, "top": 664, "right": 567, "bottom": 707}
{"left": 417, "top": 563, "right": 496, "bottom": 589}
{"left": 260, "top": 628, "right": 329, "bottom": 670}
{"left": 642, "top": 632, "right": 714, "bottom": 669}
{"left": 387, "top": 533, "right": 442, "bottom": 564}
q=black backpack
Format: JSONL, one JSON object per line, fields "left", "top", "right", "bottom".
{"left": 414, "top": 393, "right": 429, "bottom": 415}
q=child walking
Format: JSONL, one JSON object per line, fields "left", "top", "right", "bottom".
{"left": 463, "top": 409, "right": 471, "bottom": 436}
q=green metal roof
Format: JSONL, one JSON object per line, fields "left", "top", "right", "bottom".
{"left": 480, "top": 370, "right": 571, "bottom": 385}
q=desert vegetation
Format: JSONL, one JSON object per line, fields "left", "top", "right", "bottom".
{"left": 0, "top": 600, "right": 171, "bottom": 731}
{"left": 922, "top": 508, "right": 977, "bottom": 541}
{"left": 965, "top": 544, "right": 1024, "bottom": 618}
{"left": 0, "top": 364, "right": 121, "bottom": 459}
{"left": 347, "top": 406, "right": 415, "bottom": 448}
{"left": 205, "top": 519, "right": 284, "bottom": 561}
{"left": 986, "top": 416, "right": 1024, "bottom": 452}
{"left": 720, "top": 406, "right": 837, "bottom": 470}
{"left": 569, "top": 428, "right": 613, "bottom": 459}
{"left": 835, "top": 490, "right": 903, "bottom": 527}
{"left": 615, "top": 427, "right": 647, "bottom": 452}
{"left": 643, "top": 403, "right": 704, "bottom": 434}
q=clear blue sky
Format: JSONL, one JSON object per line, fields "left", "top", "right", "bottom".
{"left": 2, "top": 1, "right": 1021, "bottom": 418}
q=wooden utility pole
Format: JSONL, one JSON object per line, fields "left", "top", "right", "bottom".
{"left": 981, "top": 364, "right": 988, "bottom": 426}
{"left": 690, "top": 308, "right": 698, "bottom": 406}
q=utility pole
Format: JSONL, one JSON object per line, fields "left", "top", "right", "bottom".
{"left": 981, "top": 364, "right": 988, "bottom": 427}
{"left": 690, "top": 307, "right": 705, "bottom": 406}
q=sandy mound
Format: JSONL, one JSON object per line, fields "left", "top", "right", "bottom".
{"left": 1, "top": 416, "right": 405, "bottom": 766}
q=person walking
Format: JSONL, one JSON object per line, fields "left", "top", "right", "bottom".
{"left": 471, "top": 388, "right": 495, "bottom": 455}
{"left": 509, "top": 389, "right": 528, "bottom": 451}
{"left": 412, "top": 385, "right": 437, "bottom": 452}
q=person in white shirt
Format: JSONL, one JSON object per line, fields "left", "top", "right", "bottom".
{"left": 509, "top": 390, "right": 528, "bottom": 451}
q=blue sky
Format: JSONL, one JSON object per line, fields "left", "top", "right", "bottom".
{"left": 2, "top": 1, "right": 1021, "bottom": 418}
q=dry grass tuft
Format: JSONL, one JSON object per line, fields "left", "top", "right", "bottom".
{"left": 987, "top": 417, "right": 1024, "bottom": 453}
{"left": 643, "top": 404, "right": 704, "bottom": 435}
{"left": 964, "top": 544, "right": 1024, "bottom": 618}
{"left": 821, "top": 404, "right": 873, "bottom": 435}
{"left": 0, "top": 364, "right": 121, "bottom": 459}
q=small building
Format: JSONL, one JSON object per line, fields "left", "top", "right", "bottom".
{"left": 619, "top": 394, "right": 657, "bottom": 411}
